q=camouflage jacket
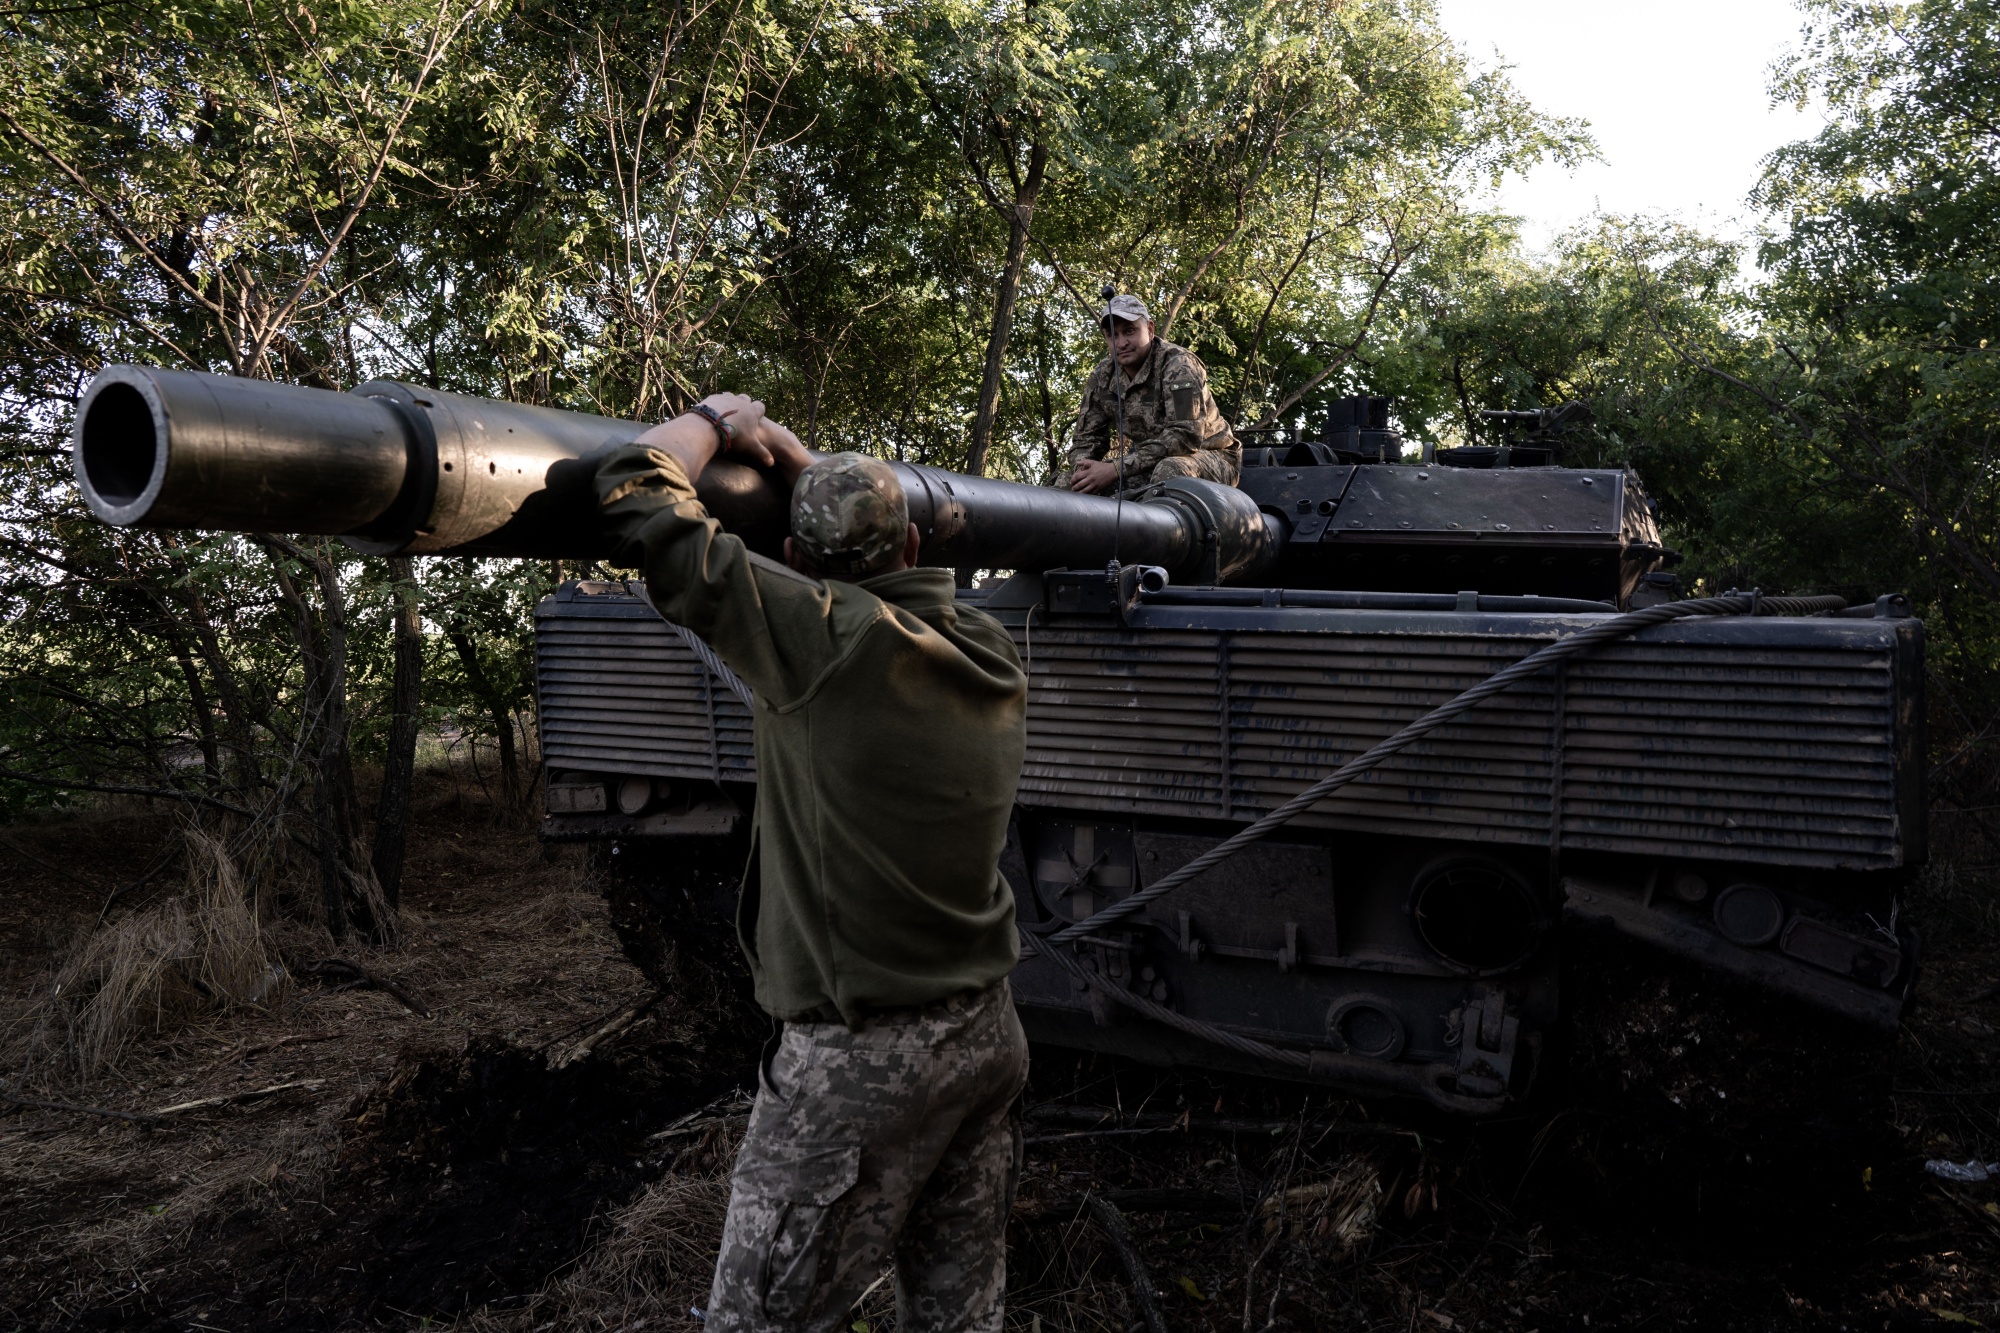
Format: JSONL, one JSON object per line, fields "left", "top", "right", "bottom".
{"left": 595, "top": 446, "right": 1027, "bottom": 1027}
{"left": 1068, "top": 337, "right": 1238, "bottom": 478}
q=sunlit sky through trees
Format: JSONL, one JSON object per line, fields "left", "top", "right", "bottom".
{"left": 1435, "top": 0, "right": 1821, "bottom": 251}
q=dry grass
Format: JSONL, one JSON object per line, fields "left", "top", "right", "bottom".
{"left": 459, "top": 1113, "right": 1141, "bottom": 1333}
{"left": 1004, "top": 1207, "right": 1155, "bottom": 1333}
{"left": 0, "top": 766, "right": 644, "bottom": 1329}
{"left": 23, "top": 1109, "right": 346, "bottom": 1303}
{"left": 4, "top": 762, "right": 1997, "bottom": 1332}
{"left": 7, "top": 828, "right": 286, "bottom": 1085}
{"left": 1258, "top": 1155, "right": 1382, "bottom": 1257}
{"left": 465, "top": 1127, "right": 740, "bottom": 1332}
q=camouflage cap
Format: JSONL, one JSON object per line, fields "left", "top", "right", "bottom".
{"left": 1099, "top": 293, "right": 1151, "bottom": 329}
{"left": 789, "top": 452, "right": 911, "bottom": 577}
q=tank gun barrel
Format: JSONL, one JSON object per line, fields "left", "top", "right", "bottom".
{"left": 71, "top": 365, "right": 1273, "bottom": 583}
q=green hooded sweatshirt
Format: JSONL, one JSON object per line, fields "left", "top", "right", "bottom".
{"left": 596, "top": 447, "right": 1027, "bottom": 1026}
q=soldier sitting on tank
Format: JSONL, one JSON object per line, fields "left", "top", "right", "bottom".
{"left": 1066, "top": 293, "right": 1241, "bottom": 496}
{"left": 595, "top": 399, "right": 1030, "bottom": 1333}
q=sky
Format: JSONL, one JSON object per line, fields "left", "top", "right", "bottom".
{"left": 1431, "top": 0, "right": 1824, "bottom": 253}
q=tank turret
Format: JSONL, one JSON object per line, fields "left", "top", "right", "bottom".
{"left": 1233, "top": 395, "right": 1666, "bottom": 605}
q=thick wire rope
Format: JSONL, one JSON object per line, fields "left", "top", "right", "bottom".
{"left": 1050, "top": 592, "right": 1842, "bottom": 946}
{"left": 1032, "top": 591, "right": 1848, "bottom": 1068}
{"left": 617, "top": 564, "right": 1844, "bottom": 1070}
{"left": 1025, "top": 934, "right": 1317, "bottom": 1071}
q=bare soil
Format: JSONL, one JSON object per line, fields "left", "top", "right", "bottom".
{"left": 2, "top": 778, "right": 1996, "bottom": 1332}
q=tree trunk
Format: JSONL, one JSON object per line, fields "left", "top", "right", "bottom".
{"left": 371, "top": 557, "right": 422, "bottom": 908}
{"left": 155, "top": 609, "right": 221, "bottom": 790}
{"left": 447, "top": 625, "right": 520, "bottom": 809}
{"left": 263, "top": 539, "right": 389, "bottom": 942}
{"left": 1159, "top": 200, "right": 1252, "bottom": 341}
{"left": 161, "top": 558, "right": 264, "bottom": 793}
{"left": 965, "top": 140, "right": 1048, "bottom": 477}
{"left": 1034, "top": 303, "right": 1058, "bottom": 483}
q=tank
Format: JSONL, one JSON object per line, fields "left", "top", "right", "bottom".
{"left": 73, "top": 368, "right": 1925, "bottom": 1115}
{"left": 538, "top": 400, "right": 1924, "bottom": 1116}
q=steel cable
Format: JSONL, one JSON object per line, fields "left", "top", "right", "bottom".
{"left": 1033, "top": 592, "right": 1848, "bottom": 1068}
{"left": 1026, "top": 933, "right": 1316, "bottom": 1070}
{"left": 621, "top": 570, "right": 1844, "bottom": 1073}
{"left": 1051, "top": 592, "right": 1843, "bottom": 946}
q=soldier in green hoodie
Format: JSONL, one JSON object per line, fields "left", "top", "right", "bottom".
{"left": 595, "top": 396, "right": 1030, "bottom": 1333}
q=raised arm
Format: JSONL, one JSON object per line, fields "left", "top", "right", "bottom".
{"left": 596, "top": 397, "right": 836, "bottom": 704}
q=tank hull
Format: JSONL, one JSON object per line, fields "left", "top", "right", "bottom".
{"left": 534, "top": 576, "right": 1923, "bottom": 1114}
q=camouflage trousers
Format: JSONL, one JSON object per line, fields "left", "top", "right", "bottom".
{"left": 1115, "top": 447, "right": 1241, "bottom": 498}
{"left": 705, "top": 980, "right": 1029, "bottom": 1332}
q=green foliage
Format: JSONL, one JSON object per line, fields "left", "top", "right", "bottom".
{"left": 0, "top": 0, "right": 501, "bottom": 384}
{"left": 0, "top": 0, "right": 1994, "bottom": 830}
{"left": 1354, "top": 0, "right": 2000, "bottom": 804}
{"left": 1749, "top": 0, "right": 2000, "bottom": 798}
{"left": 1750, "top": 0, "right": 2000, "bottom": 597}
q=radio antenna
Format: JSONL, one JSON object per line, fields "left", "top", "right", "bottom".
{"left": 1101, "top": 283, "right": 1126, "bottom": 577}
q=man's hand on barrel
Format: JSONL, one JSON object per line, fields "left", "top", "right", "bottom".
{"left": 1069, "top": 458, "right": 1121, "bottom": 494}
{"left": 701, "top": 393, "right": 812, "bottom": 489}
{"left": 636, "top": 392, "right": 811, "bottom": 488}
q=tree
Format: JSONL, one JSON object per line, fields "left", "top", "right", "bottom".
{"left": 0, "top": 0, "right": 512, "bottom": 935}
{"left": 1737, "top": 0, "right": 2000, "bottom": 805}
{"left": 1346, "top": 0, "right": 2000, "bottom": 813}
{"left": 1751, "top": 0, "right": 2000, "bottom": 604}
{"left": 370, "top": 558, "right": 423, "bottom": 907}
{"left": 910, "top": 0, "right": 1075, "bottom": 475}
{"left": 428, "top": 560, "right": 549, "bottom": 812}
{"left": 923, "top": 0, "right": 1588, "bottom": 479}
{"left": 0, "top": 0, "right": 1637, "bottom": 911}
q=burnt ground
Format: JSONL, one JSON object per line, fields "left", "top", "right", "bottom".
{"left": 1, "top": 776, "right": 1996, "bottom": 1332}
